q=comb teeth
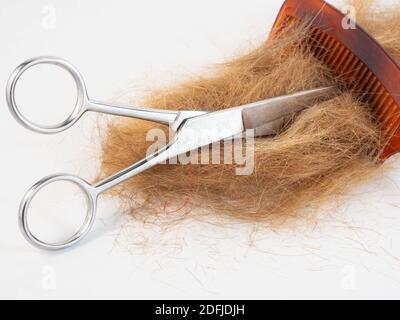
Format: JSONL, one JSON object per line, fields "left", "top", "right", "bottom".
{"left": 305, "top": 27, "right": 400, "bottom": 148}
{"left": 272, "top": 3, "right": 400, "bottom": 159}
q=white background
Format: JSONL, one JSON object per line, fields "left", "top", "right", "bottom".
{"left": 1, "top": 0, "right": 400, "bottom": 300}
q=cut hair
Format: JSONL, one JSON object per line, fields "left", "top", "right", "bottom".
{"left": 97, "top": 1, "right": 400, "bottom": 226}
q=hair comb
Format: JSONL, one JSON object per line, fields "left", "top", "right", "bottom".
{"left": 271, "top": 0, "right": 400, "bottom": 159}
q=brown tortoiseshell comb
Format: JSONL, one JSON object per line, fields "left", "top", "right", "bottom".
{"left": 270, "top": 0, "right": 400, "bottom": 159}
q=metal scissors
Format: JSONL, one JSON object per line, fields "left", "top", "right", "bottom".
{"left": 6, "top": 56, "right": 334, "bottom": 250}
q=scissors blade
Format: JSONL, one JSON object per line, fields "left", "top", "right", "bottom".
{"left": 241, "top": 87, "right": 335, "bottom": 136}
{"left": 168, "top": 86, "right": 336, "bottom": 158}
{"left": 172, "top": 107, "right": 245, "bottom": 156}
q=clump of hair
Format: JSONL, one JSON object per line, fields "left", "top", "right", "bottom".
{"left": 98, "top": 1, "right": 400, "bottom": 226}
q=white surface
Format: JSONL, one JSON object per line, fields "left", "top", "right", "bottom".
{"left": 1, "top": 0, "right": 400, "bottom": 300}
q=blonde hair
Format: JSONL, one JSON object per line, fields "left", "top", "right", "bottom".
{"left": 98, "top": 1, "right": 400, "bottom": 226}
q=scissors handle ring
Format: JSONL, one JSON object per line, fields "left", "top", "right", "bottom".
{"left": 6, "top": 56, "right": 88, "bottom": 134}
{"left": 19, "top": 174, "right": 97, "bottom": 250}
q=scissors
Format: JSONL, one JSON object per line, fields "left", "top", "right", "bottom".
{"left": 6, "top": 56, "right": 335, "bottom": 250}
